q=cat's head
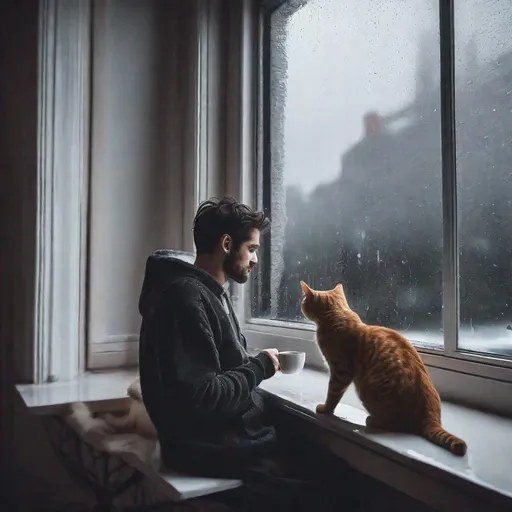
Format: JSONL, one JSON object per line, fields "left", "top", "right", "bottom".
{"left": 300, "top": 281, "right": 351, "bottom": 323}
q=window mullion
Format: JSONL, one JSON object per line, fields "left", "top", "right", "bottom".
{"left": 439, "top": 0, "right": 458, "bottom": 357}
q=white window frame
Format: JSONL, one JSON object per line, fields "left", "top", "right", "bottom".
{"left": 34, "top": 0, "right": 91, "bottom": 383}
{"left": 239, "top": 0, "right": 512, "bottom": 417}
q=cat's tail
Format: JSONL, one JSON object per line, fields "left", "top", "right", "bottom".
{"left": 423, "top": 424, "right": 467, "bottom": 456}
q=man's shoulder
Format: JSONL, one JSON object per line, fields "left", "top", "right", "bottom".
{"left": 165, "top": 276, "right": 214, "bottom": 305}
{"left": 159, "top": 278, "right": 222, "bottom": 325}
{"left": 167, "top": 276, "right": 201, "bottom": 296}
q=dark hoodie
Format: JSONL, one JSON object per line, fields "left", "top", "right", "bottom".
{"left": 138, "top": 250, "right": 278, "bottom": 476}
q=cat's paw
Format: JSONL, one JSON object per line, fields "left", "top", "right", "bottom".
{"left": 316, "top": 403, "right": 332, "bottom": 414}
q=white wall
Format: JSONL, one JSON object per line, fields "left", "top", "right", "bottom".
{"left": 88, "top": 0, "right": 197, "bottom": 357}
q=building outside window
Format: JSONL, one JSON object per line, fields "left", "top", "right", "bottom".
{"left": 249, "top": 0, "right": 512, "bottom": 389}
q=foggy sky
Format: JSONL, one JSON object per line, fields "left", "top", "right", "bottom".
{"left": 279, "top": 0, "right": 512, "bottom": 193}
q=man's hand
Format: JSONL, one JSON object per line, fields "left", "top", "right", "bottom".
{"left": 260, "top": 348, "right": 280, "bottom": 373}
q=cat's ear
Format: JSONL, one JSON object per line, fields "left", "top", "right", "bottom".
{"left": 300, "top": 281, "right": 314, "bottom": 298}
{"left": 334, "top": 283, "right": 348, "bottom": 302}
{"left": 334, "top": 282, "right": 346, "bottom": 297}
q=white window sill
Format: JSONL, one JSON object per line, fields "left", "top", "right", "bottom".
{"left": 243, "top": 324, "right": 512, "bottom": 418}
{"left": 259, "top": 368, "right": 512, "bottom": 511}
{"left": 16, "top": 369, "right": 138, "bottom": 415}
{"left": 16, "top": 368, "right": 512, "bottom": 510}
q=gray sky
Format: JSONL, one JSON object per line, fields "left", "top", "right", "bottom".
{"left": 279, "top": 0, "right": 512, "bottom": 193}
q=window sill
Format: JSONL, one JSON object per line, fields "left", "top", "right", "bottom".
{"left": 243, "top": 324, "right": 512, "bottom": 417}
{"left": 16, "top": 368, "right": 512, "bottom": 510}
{"left": 16, "top": 369, "right": 138, "bottom": 415}
{"left": 259, "top": 368, "right": 512, "bottom": 512}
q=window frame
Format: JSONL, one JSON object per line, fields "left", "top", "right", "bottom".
{"left": 32, "top": 0, "right": 91, "bottom": 383}
{"left": 241, "top": 0, "right": 512, "bottom": 416}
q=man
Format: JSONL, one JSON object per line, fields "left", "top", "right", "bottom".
{"left": 138, "top": 197, "right": 346, "bottom": 511}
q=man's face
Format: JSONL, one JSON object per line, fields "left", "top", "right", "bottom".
{"left": 224, "top": 228, "right": 260, "bottom": 284}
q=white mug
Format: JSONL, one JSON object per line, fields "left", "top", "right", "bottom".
{"left": 278, "top": 351, "right": 306, "bottom": 374}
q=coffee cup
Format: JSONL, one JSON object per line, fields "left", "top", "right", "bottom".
{"left": 278, "top": 351, "right": 306, "bottom": 374}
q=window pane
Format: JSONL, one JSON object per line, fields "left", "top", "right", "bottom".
{"left": 455, "top": 0, "right": 512, "bottom": 358}
{"left": 256, "top": 0, "right": 444, "bottom": 348}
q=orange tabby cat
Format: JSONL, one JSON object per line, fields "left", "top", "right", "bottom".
{"left": 300, "top": 281, "right": 467, "bottom": 456}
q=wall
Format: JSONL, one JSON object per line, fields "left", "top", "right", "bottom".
{"left": 11, "top": 390, "right": 94, "bottom": 510}
{"left": 87, "top": 0, "right": 198, "bottom": 360}
{"left": 0, "top": 0, "right": 38, "bottom": 385}
{"left": 0, "top": 0, "right": 39, "bottom": 501}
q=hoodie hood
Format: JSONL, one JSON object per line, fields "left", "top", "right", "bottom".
{"left": 138, "top": 249, "right": 226, "bottom": 317}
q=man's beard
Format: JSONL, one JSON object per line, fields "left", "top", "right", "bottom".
{"left": 224, "top": 250, "right": 250, "bottom": 284}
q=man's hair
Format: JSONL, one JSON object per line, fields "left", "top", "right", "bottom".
{"left": 193, "top": 197, "right": 270, "bottom": 255}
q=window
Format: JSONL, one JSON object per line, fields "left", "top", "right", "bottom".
{"left": 455, "top": 0, "right": 512, "bottom": 358}
{"left": 249, "top": 0, "right": 512, "bottom": 391}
